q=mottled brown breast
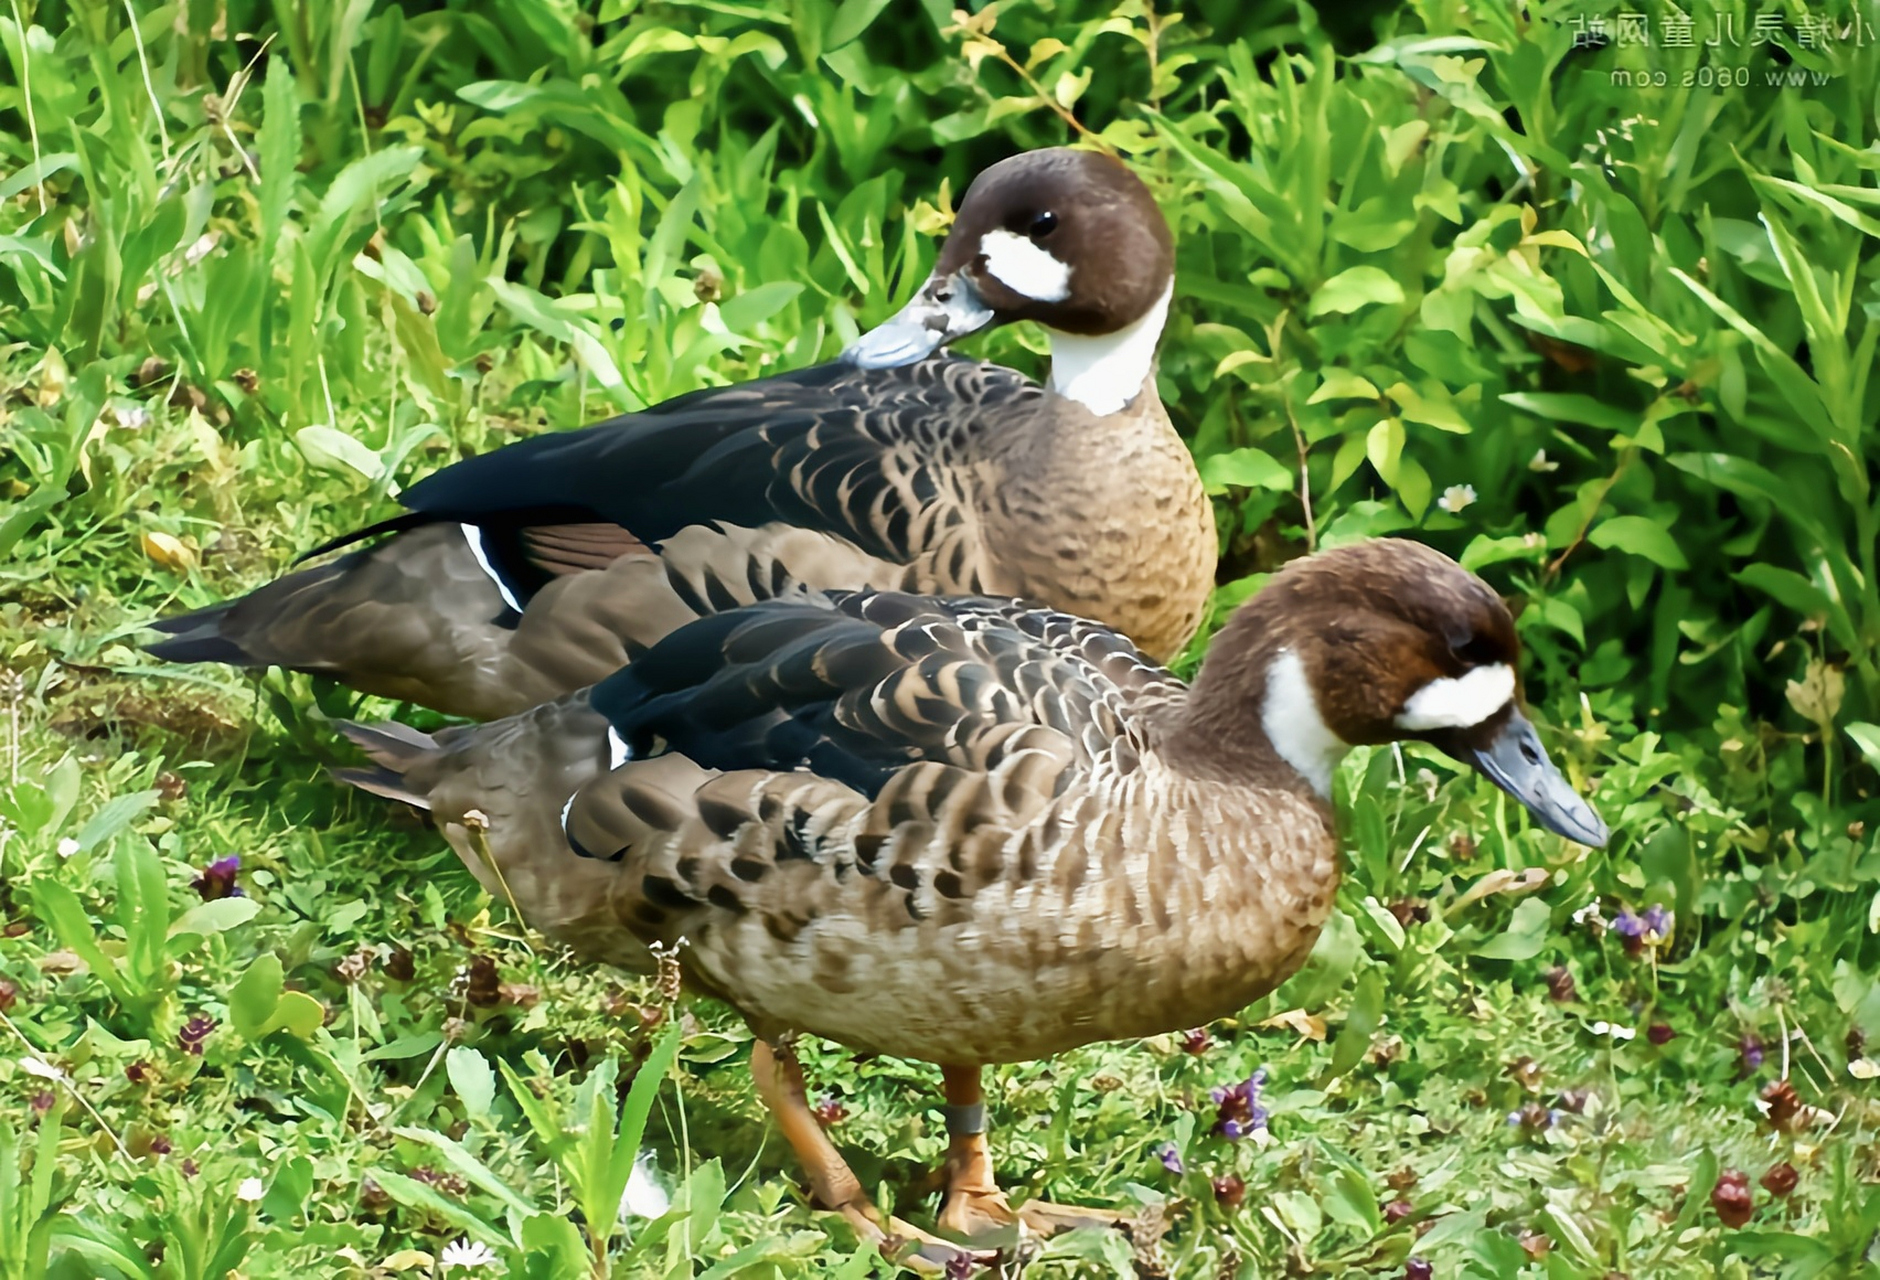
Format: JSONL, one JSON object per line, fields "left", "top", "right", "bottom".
{"left": 973, "top": 380, "right": 1214, "bottom": 664}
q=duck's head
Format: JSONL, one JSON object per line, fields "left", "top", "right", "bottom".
{"left": 1193, "top": 539, "right": 1609, "bottom": 848}
{"left": 845, "top": 148, "right": 1175, "bottom": 412}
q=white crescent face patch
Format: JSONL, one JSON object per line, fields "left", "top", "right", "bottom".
{"left": 979, "top": 228, "right": 1071, "bottom": 302}
{"left": 1394, "top": 663, "right": 1516, "bottom": 731}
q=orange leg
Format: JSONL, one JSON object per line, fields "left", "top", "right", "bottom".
{"left": 751, "top": 1040, "right": 987, "bottom": 1273}
{"left": 932, "top": 1064, "right": 1137, "bottom": 1243}
{"left": 935, "top": 1065, "right": 1020, "bottom": 1245}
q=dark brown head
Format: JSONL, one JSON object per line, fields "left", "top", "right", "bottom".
{"left": 1186, "top": 539, "right": 1607, "bottom": 847}
{"left": 844, "top": 148, "right": 1174, "bottom": 367}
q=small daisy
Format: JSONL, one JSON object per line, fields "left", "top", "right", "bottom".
{"left": 441, "top": 1238, "right": 498, "bottom": 1269}
{"left": 619, "top": 1148, "right": 671, "bottom": 1220}
{"left": 1438, "top": 484, "right": 1477, "bottom": 514}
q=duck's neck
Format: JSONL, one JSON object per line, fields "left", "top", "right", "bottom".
{"left": 1156, "top": 596, "right": 1349, "bottom": 805}
{"left": 1046, "top": 282, "right": 1173, "bottom": 417}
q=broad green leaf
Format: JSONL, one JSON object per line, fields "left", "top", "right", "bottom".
{"left": 1322, "top": 1166, "right": 1382, "bottom": 1234}
{"left": 1500, "top": 391, "right": 1636, "bottom": 432}
{"left": 1199, "top": 447, "right": 1291, "bottom": 494}
{"left": 369, "top": 1170, "right": 505, "bottom": 1245}
{"left": 1309, "top": 266, "right": 1405, "bottom": 316}
{"left": 718, "top": 281, "right": 804, "bottom": 332}
{"left": 1366, "top": 418, "right": 1404, "bottom": 486}
{"left": 1462, "top": 534, "right": 1545, "bottom": 572}
{"left": 1588, "top": 516, "right": 1688, "bottom": 570}
{"left": 269, "top": 993, "right": 326, "bottom": 1039}
{"left": 488, "top": 278, "right": 626, "bottom": 394}
{"left": 499, "top": 1059, "right": 566, "bottom": 1151}
{"left": 1387, "top": 382, "right": 1470, "bottom": 433}
{"left": 169, "top": 897, "right": 261, "bottom": 947}
{"left": 229, "top": 953, "right": 285, "bottom": 1039}
{"left": 1735, "top": 564, "right": 1835, "bottom": 619}
{"left": 1847, "top": 724, "right": 1880, "bottom": 773}
{"left": 1473, "top": 897, "right": 1552, "bottom": 960}
{"left": 1307, "top": 370, "right": 1381, "bottom": 403}
{"left": 294, "top": 425, "right": 382, "bottom": 481}
{"left": 394, "top": 1126, "right": 534, "bottom": 1218}
{"left": 590, "top": 1026, "right": 684, "bottom": 1240}
{"left": 1323, "top": 970, "right": 1385, "bottom": 1082}
{"left": 447, "top": 1046, "right": 497, "bottom": 1122}
{"left": 365, "top": 1032, "right": 445, "bottom": 1061}
{"left": 73, "top": 791, "right": 162, "bottom": 853}
{"left": 0, "top": 153, "right": 77, "bottom": 203}
{"left": 521, "top": 1213, "right": 588, "bottom": 1271}
{"left": 1395, "top": 454, "right": 1432, "bottom": 519}
{"left": 823, "top": 0, "right": 894, "bottom": 48}
{"left": 28, "top": 881, "right": 125, "bottom": 999}
{"left": 257, "top": 57, "right": 300, "bottom": 260}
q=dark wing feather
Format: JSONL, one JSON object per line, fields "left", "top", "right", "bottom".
{"left": 587, "top": 590, "right": 1173, "bottom": 800}
{"left": 385, "top": 357, "right": 1035, "bottom": 605}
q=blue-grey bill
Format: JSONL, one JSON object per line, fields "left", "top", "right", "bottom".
{"left": 842, "top": 271, "right": 995, "bottom": 369}
{"left": 1463, "top": 708, "right": 1609, "bottom": 848}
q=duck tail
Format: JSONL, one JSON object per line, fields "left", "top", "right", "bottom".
{"left": 332, "top": 720, "right": 439, "bottom": 810}
{"left": 141, "top": 603, "right": 259, "bottom": 666}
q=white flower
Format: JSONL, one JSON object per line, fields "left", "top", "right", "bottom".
{"left": 56, "top": 838, "right": 79, "bottom": 859}
{"left": 236, "top": 1177, "right": 265, "bottom": 1202}
{"left": 440, "top": 1239, "right": 498, "bottom": 1269}
{"left": 1589, "top": 1021, "right": 1636, "bottom": 1041}
{"left": 619, "top": 1148, "right": 670, "bottom": 1220}
{"left": 19, "top": 1056, "right": 66, "bottom": 1081}
{"left": 1438, "top": 484, "right": 1477, "bottom": 514}
{"left": 1528, "top": 449, "right": 1559, "bottom": 473}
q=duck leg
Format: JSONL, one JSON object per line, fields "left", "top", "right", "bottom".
{"left": 750, "top": 1039, "right": 984, "bottom": 1273}
{"left": 934, "top": 1066, "right": 1020, "bottom": 1245}
{"left": 932, "top": 1065, "right": 1136, "bottom": 1243}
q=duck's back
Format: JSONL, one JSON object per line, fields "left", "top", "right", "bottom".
{"left": 146, "top": 357, "right": 1215, "bottom": 718}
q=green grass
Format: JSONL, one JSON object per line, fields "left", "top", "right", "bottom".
{"left": 3, "top": 0, "right": 1880, "bottom": 1276}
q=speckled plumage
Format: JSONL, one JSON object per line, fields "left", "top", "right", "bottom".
{"left": 151, "top": 356, "right": 1211, "bottom": 720}
{"left": 335, "top": 538, "right": 1607, "bottom": 1263}
{"left": 552, "top": 589, "right": 1336, "bottom": 1064}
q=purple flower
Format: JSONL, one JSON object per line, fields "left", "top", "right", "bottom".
{"left": 1157, "top": 1144, "right": 1184, "bottom": 1175}
{"left": 1740, "top": 1034, "right": 1766, "bottom": 1073}
{"left": 190, "top": 856, "right": 242, "bottom": 901}
{"left": 1211, "top": 1068, "right": 1269, "bottom": 1141}
{"left": 1612, "top": 909, "right": 1645, "bottom": 939}
{"left": 178, "top": 1015, "right": 215, "bottom": 1055}
{"left": 1642, "top": 904, "right": 1670, "bottom": 938}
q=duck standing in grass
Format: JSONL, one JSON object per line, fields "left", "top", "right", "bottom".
{"left": 146, "top": 148, "right": 1214, "bottom": 720}
{"left": 337, "top": 538, "right": 1609, "bottom": 1269}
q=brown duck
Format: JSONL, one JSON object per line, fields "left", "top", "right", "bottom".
{"left": 336, "top": 538, "right": 1608, "bottom": 1268}
{"left": 145, "top": 149, "right": 1214, "bottom": 720}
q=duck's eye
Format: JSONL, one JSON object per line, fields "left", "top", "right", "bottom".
{"left": 1028, "top": 211, "right": 1059, "bottom": 240}
{"left": 1450, "top": 632, "right": 1500, "bottom": 667}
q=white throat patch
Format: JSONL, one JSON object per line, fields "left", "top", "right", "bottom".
{"left": 1262, "top": 648, "right": 1350, "bottom": 797}
{"left": 1048, "top": 281, "right": 1172, "bottom": 417}
{"left": 979, "top": 228, "right": 1071, "bottom": 302}
{"left": 1395, "top": 663, "right": 1515, "bottom": 731}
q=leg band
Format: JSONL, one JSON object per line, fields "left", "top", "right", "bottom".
{"left": 941, "top": 1102, "right": 986, "bottom": 1137}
